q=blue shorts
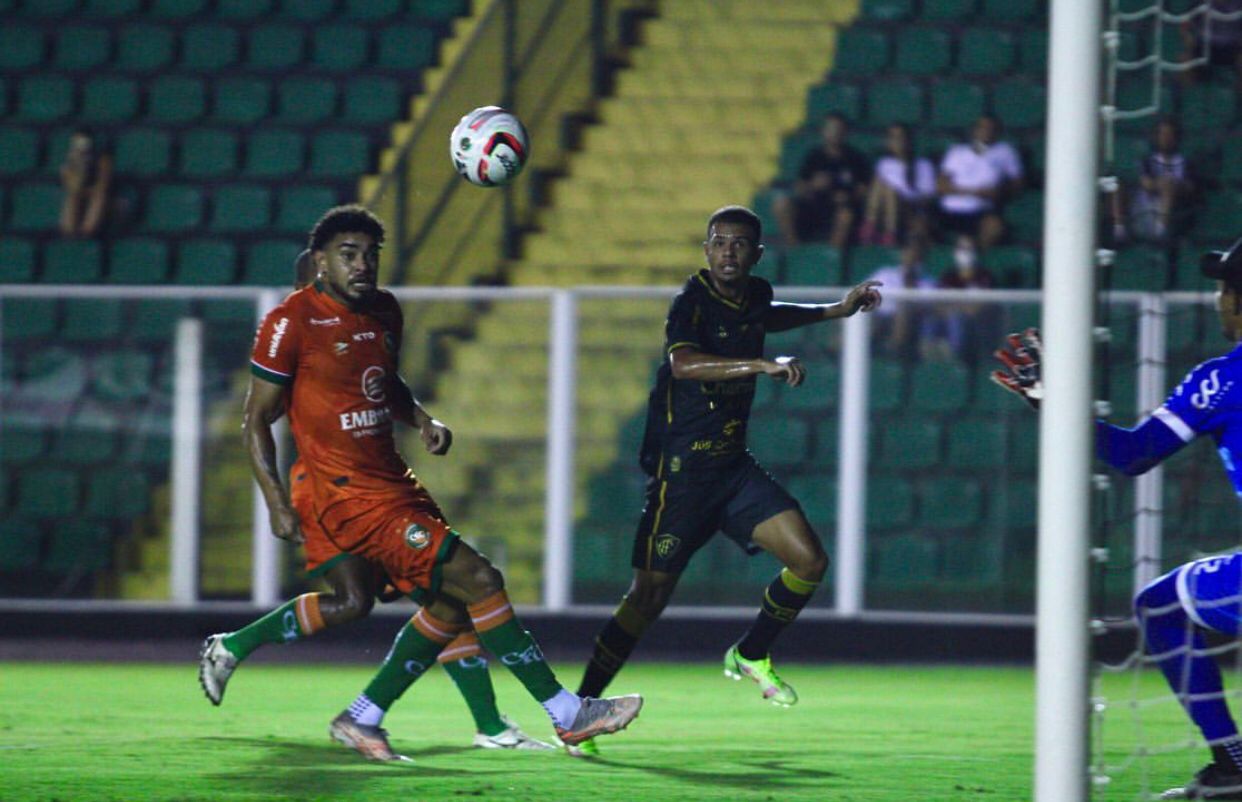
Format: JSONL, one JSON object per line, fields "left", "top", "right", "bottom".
{"left": 1169, "top": 552, "right": 1242, "bottom": 634}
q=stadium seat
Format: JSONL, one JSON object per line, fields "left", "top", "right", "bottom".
{"left": 946, "top": 419, "right": 1007, "bottom": 469}
{"left": 81, "top": 77, "right": 140, "bottom": 124}
{"left": 748, "top": 414, "right": 811, "bottom": 467}
{"left": 130, "top": 299, "right": 193, "bottom": 341}
{"left": 244, "top": 130, "right": 305, "bottom": 178}
{"left": 212, "top": 78, "right": 273, "bottom": 126}
{"left": 246, "top": 25, "right": 305, "bottom": 71}
{"left": 0, "top": 518, "right": 42, "bottom": 572}
{"left": 42, "top": 241, "right": 103, "bottom": 284}
{"left": 805, "top": 82, "right": 862, "bottom": 126}
{"left": 210, "top": 184, "right": 272, "bottom": 233}
{"left": 957, "top": 28, "right": 1015, "bottom": 76}
{"left": 93, "top": 350, "right": 154, "bottom": 402}
{"left": 180, "top": 130, "right": 240, "bottom": 178}
{"left": 17, "top": 76, "right": 74, "bottom": 123}
{"left": 343, "top": 78, "right": 402, "bottom": 124}
{"left": 878, "top": 419, "right": 942, "bottom": 469}
{"left": 148, "top": 76, "right": 206, "bottom": 124}
{"left": 832, "top": 28, "right": 890, "bottom": 76}
{"left": 861, "top": 0, "right": 914, "bottom": 21}
{"left": 217, "top": 0, "right": 272, "bottom": 18}
{"left": 275, "top": 77, "right": 338, "bottom": 123}
{"left": 894, "top": 27, "right": 953, "bottom": 76}
{"left": 847, "top": 245, "right": 899, "bottom": 280}
{"left": 930, "top": 80, "right": 985, "bottom": 130}
{"left": 277, "top": 0, "right": 334, "bottom": 20}
{"left": 1194, "top": 191, "right": 1242, "bottom": 241}
{"left": 919, "top": 477, "right": 983, "bottom": 529}
{"left": 2, "top": 298, "right": 57, "bottom": 341}
{"left": 19, "top": 0, "right": 81, "bottom": 17}
{"left": 0, "top": 424, "right": 45, "bottom": 465}
{"left": 981, "top": 0, "right": 1039, "bottom": 20}
{"left": 866, "top": 79, "right": 924, "bottom": 127}
{"left": 777, "top": 128, "right": 819, "bottom": 182}
{"left": 869, "top": 358, "right": 905, "bottom": 411}
{"left": 243, "top": 239, "right": 302, "bottom": 285}
{"left": 786, "top": 366, "right": 839, "bottom": 410}
{"left": 922, "top": 0, "right": 976, "bottom": 21}
{"left": 343, "top": 0, "right": 403, "bottom": 20}
{"left": 150, "top": 0, "right": 207, "bottom": 16}
{"left": 61, "top": 297, "right": 121, "bottom": 341}
{"left": 983, "top": 246, "right": 1039, "bottom": 288}
{"left": 116, "top": 23, "right": 174, "bottom": 72}
{"left": 1003, "top": 191, "right": 1043, "bottom": 245}
{"left": 114, "top": 128, "right": 172, "bottom": 177}
{"left": 182, "top": 23, "right": 241, "bottom": 71}
{"left": 0, "top": 127, "right": 38, "bottom": 176}
{"left": 871, "top": 532, "right": 938, "bottom": 583}
{"left": 143, "top": 184, "right": 205, "bottom": 233}
{"left": 1111, "top": 246, "right": 1169, "bottom": 292}
{"left": 992, "top": 78, "right": 1046, "bottom": 130}
{"left": 84, "top": 467, "right": 150, "bottom": 519}
{"left": 15, "top": 467, "right": 79, "bottom": 518}
{"left": 411, "top": 0, "right": 469, "bottom": 21}
{"left": 108, "top": 238, "right": 169, "bottom": 284}
{"left": 1181, "top": 83, "right": 1237, "bottom": 132}
{"left": 43, "top": 520, "right": 111, "bottom": 574}
{"left": 784, "top": 244, "right": 844, "bottom": 285}
{"left": 275, "top": 185, "right": 337, "bottom": 234}
{"left": 939, "top": 533, "right": 1001, "bottom": 582}
{"left": 309, "top": 130, "right": 371, "bottom": 178}
{"left": 1009, "top": 426, "right": 1037, "bottom": 472}
{"left": 1019, "top": 29, "right": 1048, "bottom": 73}
{"left": 9, "top": 182, "right": 61, "bottom": 231}
{"left": 999, "top": 478, "right": 1037, "bottom": 530}
{"left": 375, "top": 25, "right": 439, "bottom": 71}
{"left": 312, "top": 25, "right": 369, "bottom": 72}
{"left": 50, "top": 404, "right": 120, "bottom": 464}
{"left": 909, "top": 359, "right": 970, "bottom": 412}
{"left": 785, "top": 473, "right": 836, "bottom": 529}
{"left": 0, "top": 238, "right": 37, "bottom": 282}
{"left": 82, "top": 0, "right": 142, "bottom": 16}
{"left": 0, "top": 25, "right": 44, "bottom": 70}
{"left": 54, "top": 26, "right": 110, "bottom": 71}
{"left": 175, "top": 239, "right": 237, "bottom": 284}
{"left": 866, "top": 475, "right": 915, "bottom": 530}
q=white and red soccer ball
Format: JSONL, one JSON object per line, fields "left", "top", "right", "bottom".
{"left": 449, "top": 106, "right": 530, "bottom": 187}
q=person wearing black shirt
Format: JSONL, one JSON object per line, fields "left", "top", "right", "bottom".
{"left": 774, "top": 113, "right": 872, "bottom": 248}
{"left": 569, "top": 205, "right": 881, "bottom": 755}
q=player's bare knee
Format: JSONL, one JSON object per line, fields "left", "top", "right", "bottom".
{"left": 340, "top": 591, "right": 374, "bottom": 621}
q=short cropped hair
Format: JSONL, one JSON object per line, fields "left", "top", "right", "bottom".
{"left": 706, "top": 205, "right": 762, "bottom": 242}
{"left": 308, "top": 204, "right": 385, "bottom": 252}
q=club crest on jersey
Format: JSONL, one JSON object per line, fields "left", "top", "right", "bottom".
{"left": 404, "top": 524, "right": 431, "bottom": 550}
{"left": 654, "top": 533, "right": 680, "bottom": 558}
{"left": 362, "top": 365, "right": 387, "bottom": 402}
{"left": 334, "top": 342, "right": 349, "bottom": 356}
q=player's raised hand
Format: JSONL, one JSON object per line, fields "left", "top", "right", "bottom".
{"left": 842, "top": 280, "right": 883, "bottom": 315}
{"left": 421, "top": 418, "right": 453, "bottom": 456}
{"left": 765, "top": 355, "right": 806, "bottom": 387}
{"left": 269, "top": 503, "right": 304, "bottom": 545}
{"left": 991, "top": 328, "right": 1043, "bottom": 410}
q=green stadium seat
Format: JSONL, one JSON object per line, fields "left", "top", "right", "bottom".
{"left": 785, "top": 473, "right": 836, "bottom": 529}
{"left": 109, "top": 238, "right": 169, "bottom": 284}
{"left": 983, "top": 245, "right": 1039, "bottom": 288}
{"left": 210, "top": 184, "right": 272, "bottom": 233}
{"left": 175, "top": 240, "right": 237, "bottom": 284}
{"left": 861, "top": 0, "right": 914, "bottom": 20}
{"left": 805, "top": 82, "right": 862, "bottom": 126}
{"left": 992, "top": 78, "right": 1046, "bottom": 130}
{"left": 878, "top": 419, "right": 942, "bottom": 469}
{"left": 869, "top": 357, "right": 905, "bottom": 411}
{"left": 786, "top": 366, "right": 839, "bottom": 411}
{"left": 344, "top": 78, "right": 402, "bottom": 124}
{"left": 1112, "top": 246, "right": 1169, "bottom": 292}
{"left": 150, "top": 0, "right": 206, "bottom": 17}
{"left": 114, "top": 128, "right": 172, "bottom": 177}
{"left": 871, "top": 532, "right": 937, "bottom": 582}
{"left": 2, "top": 298, "right": 57, "bottom": 341}
{"left": 919, "top": 477, "right": 982, "bottom": 529}
{"left": 243, "top": 239, "right": 302, "bottom": 286}
{"left": 17, "top": 77, "right": 74, "bottom": 123}
{"left": 412, "top": 0, "right": 469, "bottom": 20}
{"left": 866, "top": 475, "right": 915, "bottom": 530}
{"left": 1009, "top": 426, "right": 1037, "bottom": 472}
{"left": 1182, "top": 83, "right": 1237, "bottom": 132}
{"left": 778, "top": 128, "right": 819, "bottom": 182}
{"left": 143, "top": 184, "right": 204, "bottom": 233}
{"left": 19, "top": 347, "right": 88, "bottom": 408}
{"left": 922, "top": 0, "right": 976, "bottom": 20}
{"left": 866, "top": 79, "right": 924, "bottom": 127}
{"left": 44, "top": 520, "right": 111, "bottom": 573}
{"left": 895, "top": 27, "right": 952, "bottom": 75}
{"left": 585, "top": 465, "right": 646, "bottom": 522}
{"left": 130, "top": 299, "right": 192, "bottom": 341}
{"left": 1195, "top": 191, "right": 1242, "bottom": 241}
{"left": 116, "top": 23, "right": 175, "bottom": 72}
{"left": 958, "top": 28, "right": 1015, "bottom": 76}
{"left": 309, "top": 130, "right": 371, "bottom": 178}
{"left": 50, "top": 404, "right": 120, "bottom": 464}
{"left": 217, "top": 0, "right": 272, "bottom": 18}
{"left": 212, "top": 78, "right": 272, "bottom": 126}
{"left": 833, "top": 28, "right": 890, "bottom": 76}
{"left": 784, "top": 244, "right": 844, "bottom": 285}
{"left": 999, "top": 478, "right": 1036, "bottom": 530}
{"left": 15, "top": 467, "right": 79, "bottom": 518}
{"left": 376, "top": 25, "right": 439, "bottom": 71}
{"left": 84, "top": 467, "right": 150, "bottom": 519}
{"left": 809, "top": 418, "right": 842, "bottom": 466}
{"left": 1222, "top": 134, "right": 1242, "bottom": 185}
{"left": 1003, "top": 191, "right": 1043, "bottom": 245}
{"left": 981, "top": 0, "right": 1039, "bottom": 20}
{"left": 0, "top": 26, "right": 44, "bottom": 70}
{"left": 278, "top": 0, "right": 334, "bottom": 20}
{"left": 82, "top": 0, "right": 142, "bottom": 16}
{"left": 1173, "top": 251, "right": 1211, "bottom": 292}
{"left": 244, "top": 130, "right": 306, "bottom": 178}
{"left": 41, "top": 241, "right": 102, "bottom": 284}
{"left": 275, "top": 185, "right": 337, "bottom": 234}
{"left": 93, "top": 350, "right": 154, "bottom": 402}
{"left": 930, "top": 80, "right": 985, "bottom": 130}
{"left": 19, "top": 0, "right": 80, "bottom": 17}
{"left": 344, "top": 0, "right": 403, "bottom": 19}
{"left": 848, "top": 245, "right": 899, "bottom": 279}
{"left": 946, "top": 419, "right": 1007, "bottom": 469}
{"left": 748, "top": 415, "right": 811, "bottom": 467}
{"left": 61, "top": 297, "right": 121, "bottom": 341}
{"left": 81, "top": 77, "right": 140, "bottom": 124}
{"left": 40, "top": 130, "right": 73, "bottom": 176}
{"left": 182, "top": 24, "right": 241, "bottom": 71}
{"left": 148, "top": 76, "right": 206, "bottom": 123}
{"left": 246, "top": 25, "right": 305, "bottom": 71}
{"left": 1019, "top": 29, "right": 1048, "bottom": 73}
{"left": 276, "top": 77, "right": 338, "bottom": 123}
{"left": 0, "top": 239, "right": 37, "bottom": 282}
{"left": 312, "top": 25, "right": 369, "bottom": 72}
{"left": 0, "top": 424, "right": 45, "bottom": 465}
{"left": 0, "top": 128, "right": 38, "bottom": 176}
{"left": 939, "top": 533, "right": 1001, "bottom": 582}
{"left": 9, "top": 182, "right": 62, "bottom": 232}
{"left": 54, "top": 26, "right": 111, "bottom": 71}
{"left": 180, "top": 130, "right": 240, "bottom": 178}
{"left": 0, "top": 518, "right": 42, "bottom": 572}
{"left": 910, "top": 359, "right": 970, "bottom": 412}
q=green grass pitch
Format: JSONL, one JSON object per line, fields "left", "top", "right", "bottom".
{"left": 0, "top": 660, "right": 1206, "bottom": 800}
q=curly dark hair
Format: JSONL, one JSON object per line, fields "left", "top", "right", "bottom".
{"left": 308, "top": 204, "right": 385, "bottom": 252}
{"left": 705, "top": 205, "right": 761, "bottom": 242}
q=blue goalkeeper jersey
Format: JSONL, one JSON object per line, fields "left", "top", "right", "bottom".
{"left": 1097, "top": 341, "right": 1242, "bottom": 494}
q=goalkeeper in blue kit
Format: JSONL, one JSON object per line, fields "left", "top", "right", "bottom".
{"left": 994, "top": 238, "right": 1242, "bottom": 800}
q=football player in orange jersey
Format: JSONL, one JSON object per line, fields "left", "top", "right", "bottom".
{"left": 199, "top": 205, "right": 640, "bottom": 760}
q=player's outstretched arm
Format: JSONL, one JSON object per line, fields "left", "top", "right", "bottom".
{"left": 766, "top": 280, "right": 882, "bottom": 332}
{"left": 990, "top": 328, "right": 1044, "bottom": 410}
{"left": 242, "top": 375, "right": 303, "bottom": 544}
{"left": 389, "top": 374, "right": 452, "bottom": 455}
{"left": 669, "top": 347, "right": 805, "bottom": 387}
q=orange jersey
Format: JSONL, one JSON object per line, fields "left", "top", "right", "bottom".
{"left": 250, "top": 283, "right": 413, "bottom": 501}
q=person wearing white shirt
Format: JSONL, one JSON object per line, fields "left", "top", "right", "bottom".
{"left": 860, "top": 123, "right": 936, "bottom": 247}
{"left": 936, "top": 116, "right": 1025, "bottom": 249}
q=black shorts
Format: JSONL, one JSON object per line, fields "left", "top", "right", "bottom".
{"left": 631, "top": 456, "right": 801, "bottom": 574}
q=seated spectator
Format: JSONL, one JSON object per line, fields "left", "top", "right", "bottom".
{"left": 773, "top": 113, "right": 871, "bottom": 248}
{"left": 859, "top": 123, "right": 935, "bottom": 247}
{"left": 1179, "top": 0, "right": 1242, "bottom": 90}
{"left": 58, "top": 129, "right": 114, "bottom": 239}
{"left": 1112, "top": 117, "right": 1196, "bottom": 244}
{"left": 929, "top": 234, "right": 997, "bottom": 362}
{"left": 935, "top": 116, "right": 1024, "bottom": 250}
{"left": 866, "top": 237, "right": 935, "bottom": 360}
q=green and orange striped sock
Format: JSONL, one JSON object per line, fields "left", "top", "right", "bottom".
{"left": 222, "top": 593, "right": 326, "bottom": 661}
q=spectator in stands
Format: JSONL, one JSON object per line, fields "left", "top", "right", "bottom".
{"left": 58, "top": 129, "right": 114, "bottom": 239}
{"left": 859, "top": 123, "right": 935, "bottom": 247}
{"left": 1114, "top": 117, "right": 1197, "bottom": 244}
{"left": 1179, "top": 0, "right": 1242, "bottom": 90}
{"left": 935, "top": 115, "right": 1024, "bottom": 250}
{"left": 930, "top": 234, "right": 997, "bottom": 363}
{"left": 867, "top": 236, "right": 935, "bottom": 360}
{"left": 773, "top": 113, "right": 871, "bottom": 248}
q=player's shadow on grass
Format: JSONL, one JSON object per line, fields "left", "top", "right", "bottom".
{"left": 597, "top": 751, "right": 840, "bottom": 790}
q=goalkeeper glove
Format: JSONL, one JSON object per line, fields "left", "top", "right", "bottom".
{"left": 991, "top": 328, "right": 1043, "bottom": 410}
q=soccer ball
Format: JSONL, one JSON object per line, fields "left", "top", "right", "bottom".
{"left": 449, "top": 106, "right": 530, "bottom": 187}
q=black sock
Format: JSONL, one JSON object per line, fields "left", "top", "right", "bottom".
{"left": 1212, "top": 740, "right": 1242, "bottom": 773}
{"left": 577, "top": 596, "right": 649, "bottom": 698}
{"left": 736, "top": 568, "right": 819, "bottom": 661}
